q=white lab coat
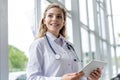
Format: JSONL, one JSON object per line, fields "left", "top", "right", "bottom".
{"left": 26, "top": 32, "right": 86, "bottom": 80}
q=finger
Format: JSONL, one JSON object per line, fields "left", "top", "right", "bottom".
{"left": 93, "top": 68, "right": 101, "bottom": 75}
{"left": 90, "top": 72, "right": 98, "bottom": 79}
{"left": 79, "top": 71, "right": 84, "bottom": 76}
{"left": 68, "top": 74, "right": 80, "bottom": 80}
{"left": 96, "top": 68, "right": 102, "bottom": 78}
{"left": 87, "top": 77, "right": 92, "bottom": 80}
{"left": 94, "top": 70, "right": 100, "bottom": 76}
{"left": 97, "top": 68, "right": 102, "bottom": 74}
{"left": 71, "top": 72, "right": 84, "bottom": 80}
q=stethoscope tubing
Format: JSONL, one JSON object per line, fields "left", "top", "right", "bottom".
{"left": 45, "top": 34, "right": 80, "bottom": 61}
{"left": 45, "top": 34, "right": 57, "bottom": 55}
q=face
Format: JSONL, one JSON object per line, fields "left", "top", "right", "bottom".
{"left": 43, "top": 7, "right": 65, "bottom": 37}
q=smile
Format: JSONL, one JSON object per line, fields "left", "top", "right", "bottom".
{"left": 50, "top": 23, "right": 59, "bottom": 26}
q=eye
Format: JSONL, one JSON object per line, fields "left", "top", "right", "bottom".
{"left": 56, "top": 15, "right": 62, "bottom": 19}
{"left": 48, "top": 14, "right": 53, "bottom": 18}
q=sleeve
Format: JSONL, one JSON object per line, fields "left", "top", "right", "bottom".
{"left": 26, "top": 41, "right": 61, "bottom": 80}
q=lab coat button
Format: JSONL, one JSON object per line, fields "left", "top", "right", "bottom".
{"left": 74, "top": 59, "right": 77, "bottom": 61}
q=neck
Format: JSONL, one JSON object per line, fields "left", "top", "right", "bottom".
{"left": 47, "top": 31, "right": 60, "bottom": 38}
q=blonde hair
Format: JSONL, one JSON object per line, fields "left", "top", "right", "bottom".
{"left": 35, "top": 3, "right": 67, "bottom": 39}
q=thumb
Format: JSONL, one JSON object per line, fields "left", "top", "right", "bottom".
{"left": 78, "top": 71, "right": 84, "bottom": 77}
{"left": 87, "top": 77, "right": 91, "bottom": 80}
{"left": 67, "top": 73, "right": 78, "bottom": 76}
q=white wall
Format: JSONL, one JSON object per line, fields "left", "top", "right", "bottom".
{"left": 0, "top": 0, "right": 8, "bottom": 80}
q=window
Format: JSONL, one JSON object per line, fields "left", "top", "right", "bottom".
{"left": 8, "top": 0, "right": 35, "bottom": 80}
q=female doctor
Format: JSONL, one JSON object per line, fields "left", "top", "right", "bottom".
{"left": 26, "top": 3, "right": 102, "bottom": 80}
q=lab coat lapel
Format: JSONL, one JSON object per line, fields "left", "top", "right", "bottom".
{"left": 50, "top": 40, "right": 67, "bottom": 54}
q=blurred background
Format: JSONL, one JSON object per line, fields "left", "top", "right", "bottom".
{"left": 0, "top": 0, "right": 120, "bottom": 80}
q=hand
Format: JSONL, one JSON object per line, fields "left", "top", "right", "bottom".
{"left": 87, "top": 68, "right": 102, "bottom": 80}
{"left": 61, "top": 71, "right": 84, "bottom": 80}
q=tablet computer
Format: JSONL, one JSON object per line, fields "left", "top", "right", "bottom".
{"left": 80, "top": 60, "right": 107, "bottom": 77}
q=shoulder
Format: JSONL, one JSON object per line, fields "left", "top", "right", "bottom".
{"left": 30, "top": 37, "right": 46, "bottom": 48}
{"left": 28, "top": 37, "right": 46, "bottom": 60}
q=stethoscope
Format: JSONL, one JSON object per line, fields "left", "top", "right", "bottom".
{"left": 45, "top": 34, "right": 80, "bottom": 62}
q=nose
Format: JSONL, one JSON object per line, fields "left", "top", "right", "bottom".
{"left": 52, "top": 16, "right": 58, "bottom": 21}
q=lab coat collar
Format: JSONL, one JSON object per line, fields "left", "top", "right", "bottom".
{"left": 46, "top": 32, "right": 65, "bottom": 42}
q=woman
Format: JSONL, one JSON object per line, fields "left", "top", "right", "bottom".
{"left": 26, "top": 3, "right": 101, "bottom": 80}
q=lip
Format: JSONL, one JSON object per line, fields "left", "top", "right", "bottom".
{"left": 50, "top": 23, "right": 59, "bottom": 26}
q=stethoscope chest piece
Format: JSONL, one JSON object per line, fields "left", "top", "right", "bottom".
{"left": 55, "top": 54, "right": 61, "bottom": 60}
